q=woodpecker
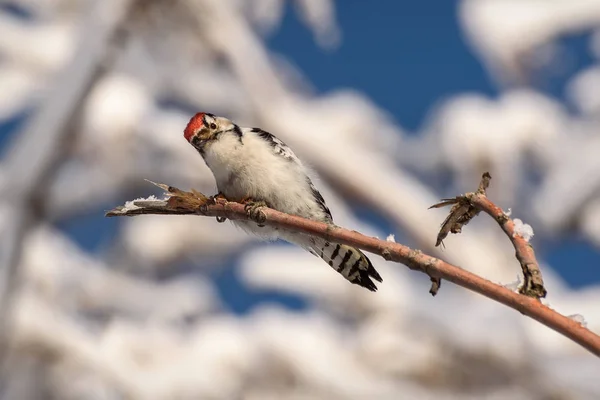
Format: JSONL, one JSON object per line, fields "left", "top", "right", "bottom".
{"left": 184, "top": 112, "right": 382, "bottom": 291}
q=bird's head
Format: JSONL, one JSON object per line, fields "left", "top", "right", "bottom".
{"left": 184, "top": 112, "right": 236, "bottom": 152}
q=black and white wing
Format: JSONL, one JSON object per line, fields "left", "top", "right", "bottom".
{"left": 306, "top": 178, "right": 333, "bottom": 221}
{"left": 250, "top": 128, "right": 301, "bottom": 163}
{"left": 251, "top": 127, "right": 333, "bottom": 221}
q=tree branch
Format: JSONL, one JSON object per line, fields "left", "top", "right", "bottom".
{"left": 430, "top": 172, "right": 547, "bottom": 299}
{"left": 469, "top": 192, "right": 547, "bottom": 299}
{"left": 106, "top": 181, "right": 600, "bottom": 357}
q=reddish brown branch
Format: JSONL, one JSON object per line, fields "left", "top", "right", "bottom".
{"left": 430, "top": 172, "right": 546, "bottom": 299}
{"left": 468, "top": 192, "right": 546, "bottom": 298}
{"left": 106, "top": 183, "right": 600, "bottom": 357}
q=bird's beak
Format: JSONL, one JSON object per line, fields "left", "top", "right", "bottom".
{"left": 191, "top": 135, "right": 207, "bottom": 147}
{"left": 190, "top": 130, "right": 214, "bottom": 152}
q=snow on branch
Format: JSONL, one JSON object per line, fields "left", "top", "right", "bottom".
{"left": 106, "top": 178, "right": 600, "bottom": 357}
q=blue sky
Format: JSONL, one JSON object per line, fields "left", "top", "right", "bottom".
{"left": 267, "top": 0, "right": 496, "bottom": 132}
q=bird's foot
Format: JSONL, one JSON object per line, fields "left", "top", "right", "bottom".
{"left": 208, "top": 192, "right": 228, "bottom": 223}
{"left": 239, "top": 196, "right": 255, "bottom": 205}
{"left": 210, "top": 192, "right": 228, "bottom": 204}
{"left": 244, "top": 199, "right": 268, "bottom": 226}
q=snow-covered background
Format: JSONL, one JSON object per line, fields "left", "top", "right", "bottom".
{"left": 0, "top": 0, "right": 599, "bottom": 398}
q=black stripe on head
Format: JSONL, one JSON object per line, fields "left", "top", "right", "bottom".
{"left": 233, "top": 124, "right": 243, "bottom": 144}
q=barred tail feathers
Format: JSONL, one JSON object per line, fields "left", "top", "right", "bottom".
{"left": 314, "top": 240, "right": 382, "bottom": 291}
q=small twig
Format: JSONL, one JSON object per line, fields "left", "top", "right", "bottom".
{"left": 430, "top": 172, "right": 547, "bottom": 299}
{"left": 106, "top": 182, "right": 600, "bottom": 357}
{"left": 429, "top": 172, "right": 492, "bottom": 247}
{"left": 429, "top": 276, "right": 441, "bottom": 296}
{"left": 428, "top": 173, "right": 492, "bottom": 295}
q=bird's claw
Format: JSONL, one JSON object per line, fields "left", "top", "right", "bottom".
{"left": 209, "top": 192, "right": 228, "bottom": 223}
{"left": 210, "top": 192, "right": 228, "bottom": 204}
{"left": 244, "top": 200, "right": 268, "bottom": 226}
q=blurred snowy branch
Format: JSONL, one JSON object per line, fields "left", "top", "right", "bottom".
{"left": 0, "top": 0, "right": 599, "bottom": 398}
{"left": 460, "top": 0, "right": 600, "bottom": 82}
{"left": 0, "top": 0, "right": 137, "bottom": 380}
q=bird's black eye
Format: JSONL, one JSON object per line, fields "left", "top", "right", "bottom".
{"left": 210, "top": 123, "right": 217, "bottom": 130}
